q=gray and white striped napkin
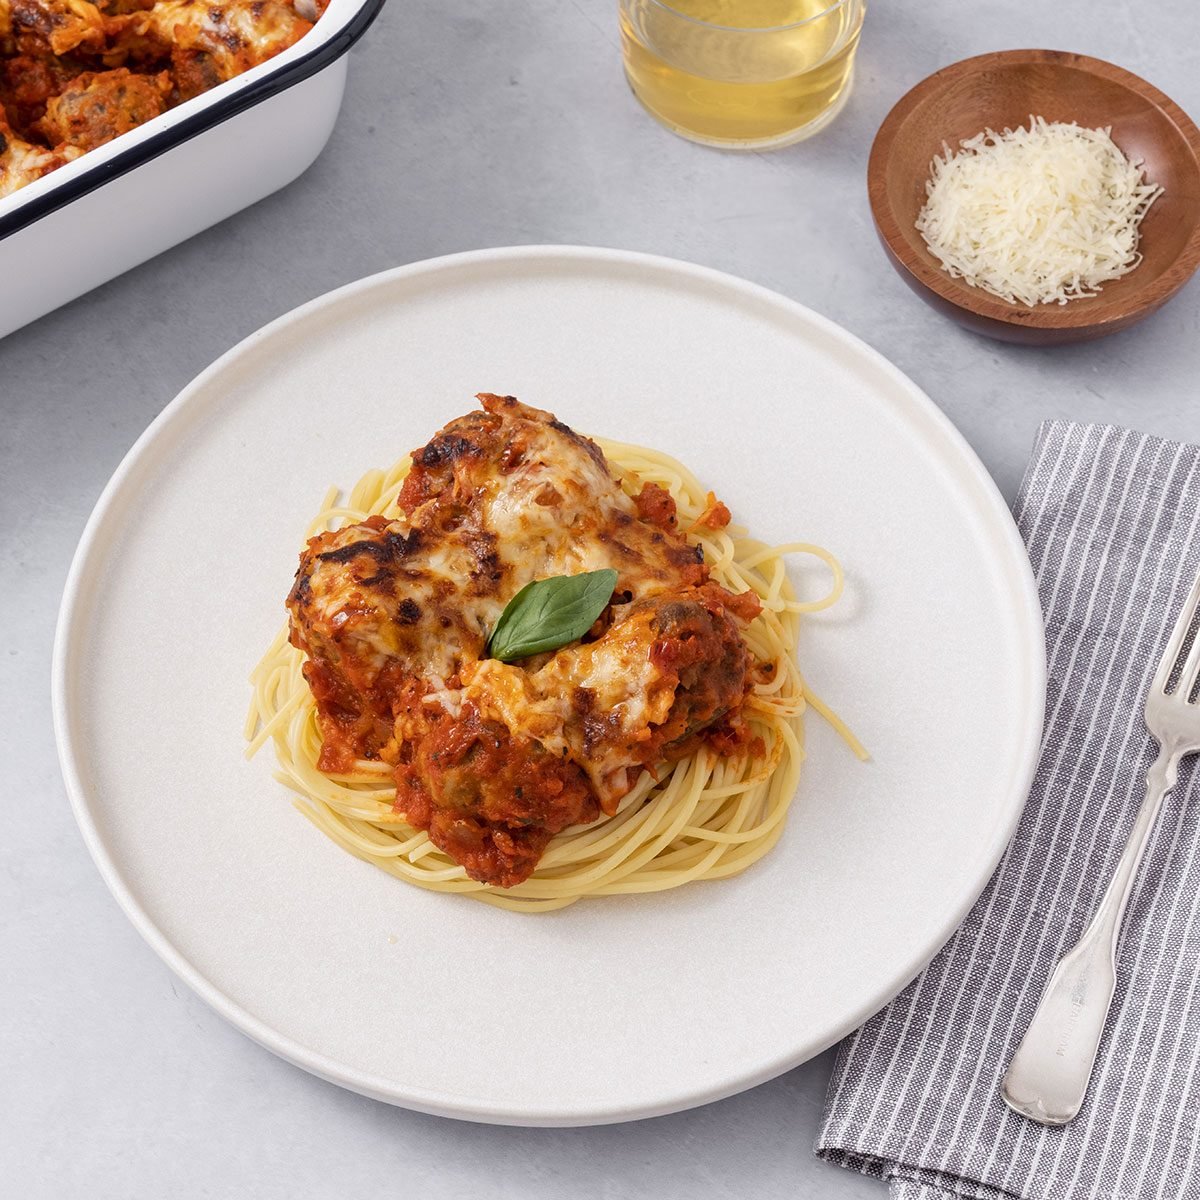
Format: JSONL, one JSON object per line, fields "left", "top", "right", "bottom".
{"left": 818, "top": 422, "right": 1200, "bottom": 1200}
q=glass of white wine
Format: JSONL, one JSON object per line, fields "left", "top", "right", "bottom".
{"left": 619, "top": 0, "right": 866, "bottom": 149}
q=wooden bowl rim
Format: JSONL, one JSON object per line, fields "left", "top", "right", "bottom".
{"left": 867, "top": 48, "right": 1200, "bottom": 332}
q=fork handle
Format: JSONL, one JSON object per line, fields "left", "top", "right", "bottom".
{"left": 1000, "top": 746, "right": 1180, "bottom": 1126}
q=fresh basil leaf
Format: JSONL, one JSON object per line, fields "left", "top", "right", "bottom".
{"left": 486, "top": 569, "right": 619, "bottom": 662}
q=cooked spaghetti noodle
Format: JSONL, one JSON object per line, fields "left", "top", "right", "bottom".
{"left": 245, "top": 428, "right": 861, "bottom": 912}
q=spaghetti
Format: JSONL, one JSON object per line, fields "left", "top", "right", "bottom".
{"left": 245, "top": 430, "right": 861, "bottom": 912}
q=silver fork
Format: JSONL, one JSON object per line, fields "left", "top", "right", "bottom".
{"left": 1001, "top": 565, "right": 1200, "bottom": 1127}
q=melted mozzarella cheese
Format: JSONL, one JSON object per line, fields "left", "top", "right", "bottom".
{"left": 462, "top": 610, "right": 675, "bottom": 804}
{"left": 290, "top": 399, "right": 725, "bottom": 807}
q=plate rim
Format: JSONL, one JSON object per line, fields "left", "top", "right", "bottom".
{"left": 52, "top": 244, "right": 1047, "bottom": 1125}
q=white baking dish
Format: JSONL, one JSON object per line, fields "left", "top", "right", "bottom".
{"left": 0, "top": 0, "right": 384, "bottom": 340}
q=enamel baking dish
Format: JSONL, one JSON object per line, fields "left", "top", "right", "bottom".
{"left": 0, "top": 0, "right": 384, "bottom": 340}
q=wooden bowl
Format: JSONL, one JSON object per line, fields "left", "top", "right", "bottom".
{"left": 868, "top": 49, "right": 1200, "bottom": 345}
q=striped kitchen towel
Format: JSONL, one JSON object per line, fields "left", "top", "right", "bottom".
{"left": 818, "top": 423, "right": 1200, "bottom": 1200}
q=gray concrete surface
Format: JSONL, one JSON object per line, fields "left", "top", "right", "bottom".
{"left": 3, "top": 1, "right": 1199, "bottom": 1196}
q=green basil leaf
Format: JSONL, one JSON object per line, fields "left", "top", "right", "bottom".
{"left": 486, "top": 569, "right": 619, "bottom": 662}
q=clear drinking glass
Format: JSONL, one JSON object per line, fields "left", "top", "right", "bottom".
{"left": 618, "top": 0, "right": 866, "bottom": 149}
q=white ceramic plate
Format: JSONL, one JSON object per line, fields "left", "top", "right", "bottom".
{"left": 54, "top": 246, "right": 1046, "bottom": 1126}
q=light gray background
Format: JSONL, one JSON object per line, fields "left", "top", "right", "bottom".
{"left": 3, "top": 1, "right": 1198, "bottom": 1196}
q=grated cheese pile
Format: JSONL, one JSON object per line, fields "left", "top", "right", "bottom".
{"left": 914, "top": 116, "right": 1163, "bottom": 306}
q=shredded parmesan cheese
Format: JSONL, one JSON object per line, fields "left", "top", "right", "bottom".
{"left": 915, "top": 116, "right": 1163, "bottom": 306}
